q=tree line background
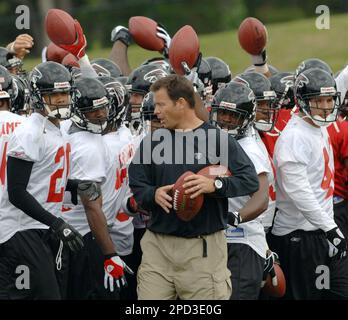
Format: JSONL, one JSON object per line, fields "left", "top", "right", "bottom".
{"left": 1, "top": 0, "right": 347, "bottom": 56}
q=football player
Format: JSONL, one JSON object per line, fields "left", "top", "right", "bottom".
{"left": 1, "top": 61, "right": 83, "bottom": 299}
{"left": 269, "top": 67, "right": 347, "bottom": 299}
{"left": 210, "top": 81, "right": 272, "bottom": 299}
{"left": 60, "top": 77, "right": 132, "bottom": 299}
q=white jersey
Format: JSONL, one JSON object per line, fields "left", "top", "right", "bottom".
{"left": 0, "top": 111, "right": 25, "bottom": 243}
{"left": 3, "top": 113, "right": 70, "bottom": 242}
{"left": 272, "top": 115, "right": 336, "bottom": 236}
{"left": 61, "top": 121, "right": 107, "bottom": 236}
{"left": 225, "top": 134, "right": 269, "bottom": 259}
{"left": 253, "top": 130, "right": 276, "bottom": 230}
{"left": 104, "top": 127, "right": 137, "bottom": 256}
{"left": 128, "top": 131, "right": 150, "bottom": 229}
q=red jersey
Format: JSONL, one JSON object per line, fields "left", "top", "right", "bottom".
{"left": 261, "top": 108, "right": 293, "bottom": 158}
{"left": 327, "top": 117, "right": 348, "bottom": 201}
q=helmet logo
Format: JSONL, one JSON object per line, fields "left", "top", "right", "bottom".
{"left": 92, "top": 63, "right": 110, "bottom": 77}
{"left": 280, "top": 75, "right": 294, "bottom": 87}
{"left": 296, "top": 74, "right": 309, "bottom": 88}
{"left": 144, "top": 69, "right": 168, "bottom": 83}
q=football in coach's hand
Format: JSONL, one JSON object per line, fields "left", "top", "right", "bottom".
{"left": 169, "top": 25, "right": 200, "bottom": 75}
{"left": 238, "top": 17, "right": 268, "bottom": 55}
{"left": 262, "top": 263, "right": 286, "bottom": 298}
{"left": 129, "top": 16, "right": 165, "bottom": 51}
{"left": 45, "top": 9, "right": 77, "bottom": 45}
{"left": 172, "top": 171, "right": 204, "bottom": 222}
{"left": 197, "top": 164, "right": 232, "bottom": 179}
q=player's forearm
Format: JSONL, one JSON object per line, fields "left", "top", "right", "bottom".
{"left": 82, "top": 196, "right": 116, "bottom": 255}
{"left": 79, "top": 55, "right": 98, "bottom": 78}
{"left": 7, "top": 156, "right": 57, "bottom": 227}
{"left": 109, "top": 41, "right": 132, "bottom": 76}
{"left": 239, "top": 173, "right": 269, "bottom": 223}
{"left": 279, "top": 163, "right": 337, "bottom": 232}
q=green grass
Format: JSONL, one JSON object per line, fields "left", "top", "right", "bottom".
{"left": 24, "top": 14, "right": 348, "bottom": 74}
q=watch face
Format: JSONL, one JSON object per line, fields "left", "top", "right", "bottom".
{"left": 215, "top": 179, "right": 223, "bottom": 189}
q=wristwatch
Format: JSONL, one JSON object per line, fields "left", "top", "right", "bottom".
{"left": 214, "top": 177, "right": 224, "bottom": 190}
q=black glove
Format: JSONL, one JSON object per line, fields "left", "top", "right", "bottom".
{"left": 261, "top": 250, "right": 279, "bottom": 288}
{"left": 326, "top": 227, "right": 348, "bottom": 259}
{"left": 50, "top": 218, "right": 84, "bottom": 252}
{"left": 111, "top": 25, "right": 132, "bottom": 46}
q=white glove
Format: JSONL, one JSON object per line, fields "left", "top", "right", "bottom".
{"left": 156, "top": 24, "right": 171, "bottom": 58}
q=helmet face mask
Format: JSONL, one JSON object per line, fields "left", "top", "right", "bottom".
{"left": 29, "top": 61, "right": 75, "bottom": 120}
{"left": 140, "top": 92, "right": 161, "bottom": 133}
{"left": 295, "top": 68, "right": 340, "bottom": 127}
{"left": 98, "top": 76, "right": 129, "bottom": 130}
{"left": 210, "top": 82, "right": 256, "bottom": 138}
{"left": 72, "top": 78, "right": 111, "bottom": 134}
{"left": 212, "top": 107, "right": 251, "bottom": 137}
{"left": 254, "top": 96, "right": 279, "bottom": 132}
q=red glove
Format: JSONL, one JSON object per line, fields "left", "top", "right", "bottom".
{"left": 104, "top": 254, "right": 134, "bottom": 292}
{"left": 59, "top": 20, "right": 86, "bottom": 59}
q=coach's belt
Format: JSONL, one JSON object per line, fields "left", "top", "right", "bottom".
{"left": 333, "top": 196, "right": 345, "bottom": 205}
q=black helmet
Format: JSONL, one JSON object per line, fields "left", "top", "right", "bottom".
{"left": 140, "top": 91, "right": 160, "bottom": 132}
{"left": 234, "top": 72, "right": 278, "bottom": 132}
{"left": 294, "top": 68, "right": 340, "bottom": 127}
{"left": 206, "top": 56, "right": 232, "bottom": 94}
{"left": 211, "top": 81, "right": 256, "bottom": 138}
{"left": 0, "top": 65, "right": 15, "bottom": 107}
{"left": 29, "top": 61, "right": 74, "bottom": 119}
{"left": 11, "top": 74, "right": 31, "bottom": 115}
{"left": 91, "top": 58, "right": 122, "bottom": 78}
{"left": 98, "top": 76, "right": 129, "bottom": 128}
{"left": 270, "top": 72, "right": 295, "bottom": 109}
{"left": 197, "top": 58, "right": 212, "bottom": 87}
{"left": 295, "top": 58, "right": 333, "bottom": 77}
{"left": 0, "top": 47, "right": 22, "bottom": 72}
{"left": 141, "top": 57, "right": 172, "bottom": 74}
{"left": 72, "top": 77, "right": 110, "bottom": 133}
{"left": 127, "top": 64, "right": 168, "bottom": 95}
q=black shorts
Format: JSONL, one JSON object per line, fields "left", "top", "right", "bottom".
{"left": 268, "top": 229, "right": 329, "bottom": 300}
{"left": 227, "top": 242, "right": 265, "bottom": 300}
{"left": 328, "top": 201, "right": 348, "bottom": 299}
{"left": 67, "top": 231, "right": 119, "bottom": 300}
{"left": 0, "top": 229, "right": 60, "bottom": 300}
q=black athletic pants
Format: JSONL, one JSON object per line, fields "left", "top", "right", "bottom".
{"left": 227, "top": 242, "right": 265, "bottom": 300}
{"left": 0, "top": 229, "right": 60, "bottom": 300}
{"left": 268, "top": 229, "right": 330, "bottom": 300}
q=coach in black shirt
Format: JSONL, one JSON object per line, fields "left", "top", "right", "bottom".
{"left": 129, "top": 74, "right": 259, "bottom": 300}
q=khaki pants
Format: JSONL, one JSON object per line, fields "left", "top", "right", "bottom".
{"left": 137, "top": 230, "right": 232, "bottom": 300}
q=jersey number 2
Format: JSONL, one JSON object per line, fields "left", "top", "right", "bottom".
{"left": 47, "top": 144, "right": 71, "bottom": 203}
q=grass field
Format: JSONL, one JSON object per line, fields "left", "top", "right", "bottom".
{"left": 24, "top": 14, "right": 348, "bottom": 74}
